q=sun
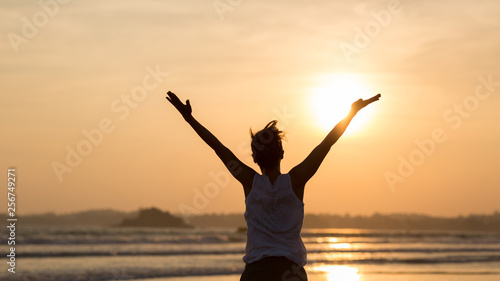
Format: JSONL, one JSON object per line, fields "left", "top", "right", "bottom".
{"left": 310, "top": 73, "right": 376, "bottom": 134}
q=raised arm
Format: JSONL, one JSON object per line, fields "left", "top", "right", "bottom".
{"left": 166, "top": 91, "right": 257, "bottom": 193}
{"left": 289, "top": 94, "right": 381, "bottom": 189}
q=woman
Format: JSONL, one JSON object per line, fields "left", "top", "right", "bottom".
{"left": 166, "top": 91, "right": 381, "bottom": 280}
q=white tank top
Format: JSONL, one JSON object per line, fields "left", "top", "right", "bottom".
{"left": 243, "top": 173, "right": 307, "bottom": 266}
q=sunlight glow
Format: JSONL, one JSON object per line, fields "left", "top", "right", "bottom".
{"left": 310, "top": 73, "right": 376, "bottom": 134}
{"left": 317, "top": 237, "right": 339, "bottom": 243}
{"left": 314, "top": 265, "right": 361, "bottom": 281}
{"left": 330, "top": 243, "right": 352, "bottom": 250}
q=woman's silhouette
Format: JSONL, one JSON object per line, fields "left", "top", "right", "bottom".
{"left": 166, "top": 91, "right": 380, "bottom": 281}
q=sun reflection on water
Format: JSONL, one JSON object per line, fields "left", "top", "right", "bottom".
{"left": 313, "top": 265, "right": 361, "bottom": 281}
{"left": 330, "top": 243, "right": 352, "bottom": 250}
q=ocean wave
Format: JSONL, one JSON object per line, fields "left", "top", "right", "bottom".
{"left": 15, "top": 235, "right": 500, "bottom": 246}
{"left": 8, "top": 246, "right": 500, "bottom": 258}
{"left": 15, "top": 234, "right": 246, "bottom": 245}
{"left": 14, "top": 228, "right": 500, "bottom": 246}
{"left": 308, "top": 254, "right": 500, "bottom": 265}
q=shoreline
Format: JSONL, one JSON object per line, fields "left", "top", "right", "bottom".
{"left": 129, "top": 272, "right": 500, "bottom": 281}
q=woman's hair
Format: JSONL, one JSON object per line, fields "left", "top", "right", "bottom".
{"left": 250, "top": 120, "right": 286, "bottom": 169}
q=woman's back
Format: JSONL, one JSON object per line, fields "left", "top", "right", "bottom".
{"left": 244, "top": 173, "right": 307, "bottom": 267}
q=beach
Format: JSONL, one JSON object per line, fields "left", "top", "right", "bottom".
{"left": 2, "top": 226, "right": 500, "bottom": 281}
{"left": 141, "top": 273, "right": 500, "bottom": 281}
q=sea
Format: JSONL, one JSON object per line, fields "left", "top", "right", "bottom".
{"left": 2, "top": 226, "right": 500, "bottom": 281}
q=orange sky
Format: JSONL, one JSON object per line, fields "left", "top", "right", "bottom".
{"left": 1, "top": 0, "right": 499, "bottom": 217}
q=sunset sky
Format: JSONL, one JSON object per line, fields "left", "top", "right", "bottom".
{"left": 1, "top": 0, "right": 499, "bottom": 217}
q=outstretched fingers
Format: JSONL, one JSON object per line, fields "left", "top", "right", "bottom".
{"left": 166, "top": 91, "right": 185, "bottom": 109}
{"left": 166, "top": 91, "right": 179, "bottom": 103}
{"left": 166, "top": 91, "right": 192, "bottom": 118}
{"left": 365, "top": 93, "right": 381, "bottom": 105}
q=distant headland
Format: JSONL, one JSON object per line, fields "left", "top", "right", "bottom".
{"left": 3, "top": 209, "right": 499, "bottom": 231}
{"left": 118, "top": 207, "right": 190, "bottom": 228}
